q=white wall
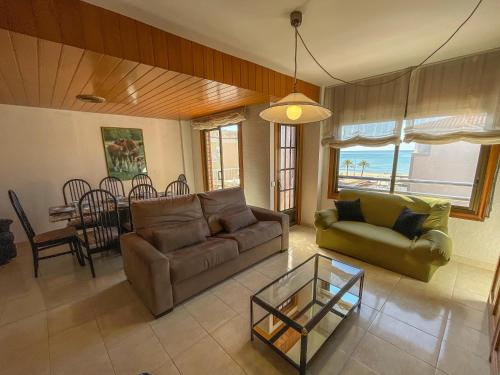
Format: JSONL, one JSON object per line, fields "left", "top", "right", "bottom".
{"left": 300, "top": 123, "right": 322, "bottom": 225}
{"left": 0, "top": 104, "right": 193, "bottom": 241}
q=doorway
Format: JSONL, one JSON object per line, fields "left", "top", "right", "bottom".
{"left": 202, "top": 124, "right": 243, "bottom": 191}
{"left": 275, "top": 124, "right": 302, "bottom": 225}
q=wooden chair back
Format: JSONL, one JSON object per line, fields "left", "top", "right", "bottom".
{"left": 8, "top": 190, "right": 35, "bottom": 244}
{"left": 99, "top": 176, "right": 125, "bottom": 198}
{"left": 132, "top": 173, "right": 153, "bottom": 187}
{"left": 165, "top": 180, "right": 190, "bottom": 197}
{"left": 63, "top": 178, "right": 91, "bottom": 204}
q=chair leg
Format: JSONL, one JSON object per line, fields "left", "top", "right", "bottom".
{"left": 75, "top": 240, "right": 85, "bottom": 266}
{"left": 87, "top": 252, "right": 96, "bottom": 278}
{"left": 32, "top": 248, "right": 39, "bottom": 278}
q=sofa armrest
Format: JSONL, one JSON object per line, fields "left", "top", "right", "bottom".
{"left": 314, "top": 208, "right": 339, "bottom": 230}
{"left": 415, "top": 229, "right": 452, "bottom": 265}
{"left": 120, "top": 233, "right": 173, "bottom": 316}
{"left": 248, "top": 205, "right": 289, "bottom": 251}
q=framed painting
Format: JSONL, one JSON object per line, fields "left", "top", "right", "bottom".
{"left": 101, "top": 127, "right": 148, "bottom": 181}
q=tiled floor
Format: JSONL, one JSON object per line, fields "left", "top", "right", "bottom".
{"left": 0, "top": 226, "right": 493, "bottom": 375}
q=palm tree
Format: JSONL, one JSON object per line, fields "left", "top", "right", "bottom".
{"left": 358, "top": 160, "right": 370, "bottom": 176}
{"left": 342, "top": 159, "right": 354, "bottom": 175}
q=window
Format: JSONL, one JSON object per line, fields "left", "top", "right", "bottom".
{"left": 202, "top": 124, "right": 243, "bottom": 191}
{"left": 329, "top": 140, "right": 499, "bottom": 220}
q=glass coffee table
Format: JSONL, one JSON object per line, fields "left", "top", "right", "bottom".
{"left": 250, "top": 253, "right": 364, "bottom": 374}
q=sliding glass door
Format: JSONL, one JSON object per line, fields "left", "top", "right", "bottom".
{"left": 203, "top": 124, "right": 243, "bottom": 191}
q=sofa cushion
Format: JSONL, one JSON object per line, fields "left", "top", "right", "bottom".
{"left": 217, "top": 221, "right": 282, "bottom": 253}
{"left": 220, "top": 207, "right": 258, "bottom": 233}
{"left": 330, "top": 221, "right": 412, "bottom": 250}
{"left": 335, "top": 199, "right": 365, "bottom": 222}
{"left": 132, "top": 195, "right": 210, "bottom": 243}
{"left": 393, "top": 207, "right": 429, "bottom": 240}
{"left": 152, "top": 220, "right": 207, "bottom": 253}
{"left": 198, "top": 187, "right": 247, "bottom": 235}
{"left": 166, "top": 238, "right": 239, "bottom": 283}
{"left": 338, "top": 189, "right": 451, "bottom": 233}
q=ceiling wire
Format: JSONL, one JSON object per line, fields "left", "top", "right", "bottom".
{"left": 295, "top": 0, "right": 484, "bottom": 87}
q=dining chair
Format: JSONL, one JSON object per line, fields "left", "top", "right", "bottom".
{"left": 78, "top": 189, "right": 121, "bottom": 278}
{"left": 177, "top": 174, "right": 187, "bottom": 183}
{"left": 165, "top": 180, "right": 190, "bottom": 198}
{"left": 8, "top": 190, "right": 84, "bottom": 277}
{"left": 132, "top": 173, "right": 153, "bottom": 187}
{"left": 124, "top": 184, "right": 158, "bottom": 232}
{"left": 99, "top": 176, "right": 125, "bottom": 198}
{"left": 62, "top": 178, "right": 92, "bottom": 204}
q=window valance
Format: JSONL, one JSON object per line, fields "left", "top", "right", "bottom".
{"left": 322, "top": 70, "right": 411, "bottom": 148}
{"left": 404, "top": 49, "right": 500, "bottom": 144}
{"left": 191, "top": 107, "right": 246, "bottom": 130}
{"left": 322, "top": 49, "right": 500, "bottom": 148}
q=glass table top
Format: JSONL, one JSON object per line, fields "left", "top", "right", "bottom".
{"left": 253, "top": 254, "right": 363, "bottom": 330}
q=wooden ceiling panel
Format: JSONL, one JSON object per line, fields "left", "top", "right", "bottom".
{"left": 0, "top": 0, "right": 319, "bottom": 120}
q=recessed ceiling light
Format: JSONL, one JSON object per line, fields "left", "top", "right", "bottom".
{"left": 76, "top": 94, "right": 106, "bottom": 104}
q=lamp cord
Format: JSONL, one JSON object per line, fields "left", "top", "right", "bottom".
{"left": 293, "top": 26, "right": 298, "bottom": 92}
{"left": 295, "top": 0, "right": 484, "bottom": 87}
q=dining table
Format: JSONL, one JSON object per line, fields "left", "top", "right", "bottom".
{"left": 48, "top": 193, "right": 167, "bottom": 223}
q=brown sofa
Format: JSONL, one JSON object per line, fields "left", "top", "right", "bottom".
{"left": 120, "top": 187, "right": 289, "bottom": 317}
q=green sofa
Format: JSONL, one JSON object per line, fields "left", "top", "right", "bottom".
{"left": 314, "top": 189, "right": 452, "bottom": 282}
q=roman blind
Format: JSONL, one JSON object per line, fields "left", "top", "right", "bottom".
{"left": 404, "top": 49, "right": 500, "bottom": 144}
{"left": 322, "top": 70, "right": 411, "bottom": 148}
{"left": 192, "top": 107, "right": 246, "bottom": 130}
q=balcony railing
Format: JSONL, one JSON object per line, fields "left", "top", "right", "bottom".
{"left": 338, "top": 174, "right": 473, "bottom": 202}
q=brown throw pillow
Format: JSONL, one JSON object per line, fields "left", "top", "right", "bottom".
{"left": 152, "top": 221, "right": 206, "bottom": 253}
{"left": 220, "top": 208, "right": 258, "bottom": 233}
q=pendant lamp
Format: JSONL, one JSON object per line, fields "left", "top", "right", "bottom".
{"left": 259, "top": 11, "right": 331, "bottom": 124}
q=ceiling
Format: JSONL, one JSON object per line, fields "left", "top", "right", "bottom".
{"left": 0, "top": 29, "right": 269, "bottom": 119}
{"left": 83, "top": 0, "right": 500, "bottom": 86}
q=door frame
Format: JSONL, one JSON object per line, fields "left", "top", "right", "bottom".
{"left": 274, "top": 123, "right": 303, "bottom": 224}
{"left": 201, "top": 123, "right": 244, "bottom": 191}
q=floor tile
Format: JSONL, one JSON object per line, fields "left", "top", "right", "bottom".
{"left": 47, "top": 297, "right": 96, "bottom": 336}
{"left": 107, "top": 327, "right": 170, "bottom": 375}
{"left": 368, "top": 312, "right": 441, "bottom": 365}
{"left": 443, "top": 319, "right": 490, "bottom": 359}
{"left": 49, "top": 320, "right": 115, "bottom": 375}
{"left": 437, "top": 338, "right": 490, "bottom": 375}
{"left": 339, "top": 358, "right": 378, "bottom": 375}
{"left": 151, "top": 306, "right": 208, "bottom": 358}
{"left": 0, "top": 290, "right": 46, "bottom": 325}
{"left": 184, "top": 292, "right": 237, "bottom": 333}
{"left": 353, "top": 332, "right": 435, "bottom": 375}
{"left": 173, "top": 335, "right": 245, "bottom": 375}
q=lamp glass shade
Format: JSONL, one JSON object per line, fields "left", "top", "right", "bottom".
{"left": 259, "top": 92, "right": 332, "bottom": 124}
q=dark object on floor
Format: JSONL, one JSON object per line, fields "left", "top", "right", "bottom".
{"left": 0, "top": 218, "right": 16, "bottom": 265}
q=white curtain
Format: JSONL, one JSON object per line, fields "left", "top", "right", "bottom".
{"left": 404, "top": 49, "right": 500, "bottom": 144}
{"left": 192, "top": 107, "right": 246, "bottom": 130}
{"left": 322, "top": 70, "right": 411, "bottom": 148}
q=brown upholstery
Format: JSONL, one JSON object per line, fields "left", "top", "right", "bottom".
{"left": 220, "top": 207, "right": 258, "bottom": 233}
{"left": 166, "top": 238, "right": 239, "bottom": 283}
{"left": 249, "top": 205, "right": 289, "bottom": 251}
{"left": 121, "top": 188, "right": 289, "bottom": 317}
{"left": 152, "top": 220, "right": 207, "bottom": 253}
{"left": 217, "top": 221, "right": 282, "bottom": 253}
{"left": 198, "top": 187, "right": 247, "bottom": 235}
{"left": 33, "top": 226, "right": 77, "bottom": 244}
{"left": 132, "top": 195, "right": 210, "bottom": 243}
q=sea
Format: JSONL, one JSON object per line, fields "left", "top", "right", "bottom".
{"left": 339, "top": 150, "right": 412, "bottom": 176}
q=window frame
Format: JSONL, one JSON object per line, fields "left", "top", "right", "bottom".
{"left": 201, "top": 123, "right": 244, "bottom": 191}
{"left": 327, "top": 144, "right": 500, "bottom": 221}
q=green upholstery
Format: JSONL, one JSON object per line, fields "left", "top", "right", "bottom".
{"left": 315, "top": 190, "right": 452, "bottom": 282}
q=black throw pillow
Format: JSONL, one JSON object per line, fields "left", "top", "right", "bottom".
{"left": 393, "top": 207, "right": 429, "bottom": 239}
{"left": 335, "top": 199, "right": 365, "bottom": 222}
